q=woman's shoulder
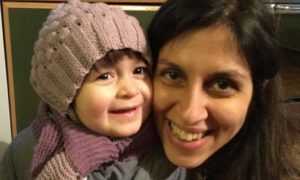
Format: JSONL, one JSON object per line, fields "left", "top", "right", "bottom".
{"left": 0, "top": 126, "right": 36, "bottom": 180}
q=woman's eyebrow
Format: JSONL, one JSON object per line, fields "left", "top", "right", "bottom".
{"left": 157, "top": 59, "right": 181, "bottom": 69}
{"left": 212, "top": 70, "right": 249, "bottom": 81}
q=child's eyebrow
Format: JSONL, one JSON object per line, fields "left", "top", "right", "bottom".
{"left": 93, "top": 60, "right": 112, "bottom": 71}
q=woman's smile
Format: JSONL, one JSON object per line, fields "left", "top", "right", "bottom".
{"left": 164, "top": 116, "right": 213, "bottom": 152}
{"left": 153, "top": 24, "right": 253, "bottom": 168}
{"left": 167, "top": 118, "right": 209, "bottom": 142}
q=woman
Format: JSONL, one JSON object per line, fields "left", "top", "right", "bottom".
{"left": 147, "top": 0, "right": 300, "bottom": 179}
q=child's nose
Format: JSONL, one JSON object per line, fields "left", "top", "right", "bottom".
{"left": 117, "top": 78, "right": 139, "bottom": 98}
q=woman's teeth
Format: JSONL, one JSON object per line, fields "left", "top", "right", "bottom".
{"left": 170, "top": 122, "right": 205, "bottom": 141}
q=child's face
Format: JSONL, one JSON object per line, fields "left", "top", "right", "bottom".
{"left": 74, "top": 55, "right": 152, "bottom": 137}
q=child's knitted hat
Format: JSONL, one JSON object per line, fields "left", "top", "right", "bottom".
{"left": 30, "top": 0, "right": 150, "bottom": 116}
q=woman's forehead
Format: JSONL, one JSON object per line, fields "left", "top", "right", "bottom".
{"left": 159, "top": 24, "right": 248, "bottom": 67}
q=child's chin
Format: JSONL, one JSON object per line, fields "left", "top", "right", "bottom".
{"left": 112, "top": 125, "right": 142, "bottom": 137}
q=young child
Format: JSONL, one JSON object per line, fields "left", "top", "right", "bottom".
{"left": 0, "top": 0, "right": 157, "bottom": 179}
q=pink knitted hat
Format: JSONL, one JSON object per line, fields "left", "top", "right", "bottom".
{"left": 30, "top": 0, "right": 150, "bottom": 116}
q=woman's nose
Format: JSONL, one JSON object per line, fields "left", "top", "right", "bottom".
{"left": 117, "top": 77, "right": 139, "bottom": 98}
{"left": 179, "top": 87, "right": 208, "bottom": 125}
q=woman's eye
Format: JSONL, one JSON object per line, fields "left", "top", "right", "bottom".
{"left": 216, "top": 80, "right": 232, "bottom": 90}
{"left": 207, "top": 78, "right": 238, "bottom": 95}
{"left": 159, "top": 69, "right": 185, "bottom": 84}
{"left": 165, "top": 71, "right": 179, "bottom": 80}
{"left": 97, "top": 73, "right": 113, "bottom": 80}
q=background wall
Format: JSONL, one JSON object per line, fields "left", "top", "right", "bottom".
{"left": 0, "top": 4, "right": 12, "bottom": 159}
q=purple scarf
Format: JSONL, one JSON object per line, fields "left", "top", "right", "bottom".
{"left": 31, "top": 101, "right": 158, "bottom": 178}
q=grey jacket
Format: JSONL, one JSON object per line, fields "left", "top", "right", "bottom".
{"left": 0, "top": 127, "right": 190, "bottom": 180}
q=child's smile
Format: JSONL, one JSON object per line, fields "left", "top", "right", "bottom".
{"left": 74, "top": 54, "right": 152, "bottom": 137}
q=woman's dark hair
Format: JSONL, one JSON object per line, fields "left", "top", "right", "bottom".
{"left": 148, "top": 0, "right": 300, "bottom": 179}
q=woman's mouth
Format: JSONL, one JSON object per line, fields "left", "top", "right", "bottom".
{"left": 168, "top": 120, "right": 209, "bottom": 142}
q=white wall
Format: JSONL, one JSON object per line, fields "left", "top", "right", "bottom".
{"left": 0, "top": 3, "right": 12, "bottom": 159}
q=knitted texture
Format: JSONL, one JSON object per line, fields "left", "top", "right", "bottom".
{"left": 35, "top": 151, "right": 82, "bottom": 180}
{"left": 31, "top": 101, "right": 158, "bottom": 179}
{"left": 30, "top": 0, "right": 150, "bottom": 116}
{"left": 31, "top": 104, "right": 63, "bottom": 178}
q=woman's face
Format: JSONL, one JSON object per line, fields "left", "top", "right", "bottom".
{"left": 153, "top": 24, "right": 253, "bottom": 168}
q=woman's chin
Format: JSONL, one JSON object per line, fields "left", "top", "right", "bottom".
{"left": 167, "top": 154, "right": 205, "bottom": 169}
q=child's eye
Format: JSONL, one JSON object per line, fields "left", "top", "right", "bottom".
{"left": 133, "top": 66, "right": 149, "bottom": 75}
{"left": 97, "top": 73, "right": 113, "bottom": 80}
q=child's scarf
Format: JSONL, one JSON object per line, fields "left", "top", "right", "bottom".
{"left": 31, "top": 101, "right": 158, "bottom": 179}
